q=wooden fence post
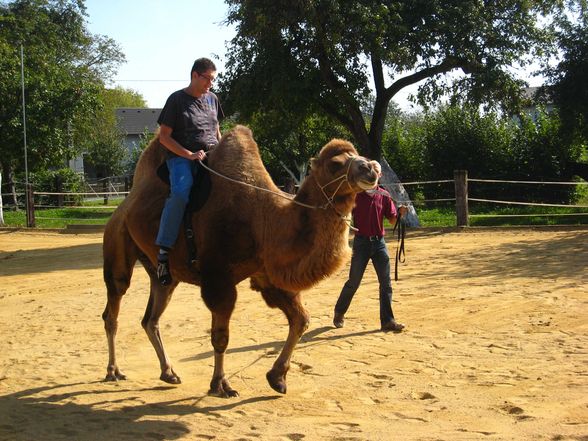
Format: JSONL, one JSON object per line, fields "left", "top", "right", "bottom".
{"left": 103, "top": 178, "right": 109, "bottom": 205}
{"left": 454, "top": 170, "right": 469, "bottom": 227}
{"left": 55, "top": 175, "right": 64, "bottom": 207}
{"left": 26, "top": 183, "right": 35, "bottom": 228}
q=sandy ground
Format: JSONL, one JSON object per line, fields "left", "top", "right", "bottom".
{"left": 0, "top": 227, "right": 587, "bottom": 441}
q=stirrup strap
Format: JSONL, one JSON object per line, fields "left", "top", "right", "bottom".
{"left": 184, "top": 209, "right": 198, "bottom": 265}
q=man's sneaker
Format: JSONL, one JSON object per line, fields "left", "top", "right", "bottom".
{"left": 157, "top": 257, "right": 172, "bottom": 286}
{"left": 333, "top": 312, "right": 345, "bottom": 328}
{"left": 381, "top": 319, "right": 405, "bottom": 333}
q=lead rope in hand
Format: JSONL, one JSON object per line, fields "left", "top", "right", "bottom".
{"left": 391, "top": 216, "right": 406, "bottom": 281}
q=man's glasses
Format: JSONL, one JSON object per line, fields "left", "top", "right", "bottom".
{"left": 198, "top": 72, "right": 216, "bottom": 83}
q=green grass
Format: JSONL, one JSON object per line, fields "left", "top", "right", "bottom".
{"left": 1, "top": 198, "right": 123, "bottom": 229}
{"left": 412, "top": 204, "right": 588, "bottom": 227}
{"left": 2, "top": 197, "right": 587, "bottom": 229}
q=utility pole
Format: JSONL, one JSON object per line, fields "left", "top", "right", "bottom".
{"left": 21, "top": 44, "right": 34, "bottom": 227}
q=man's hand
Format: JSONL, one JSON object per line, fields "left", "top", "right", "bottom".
{"left": 190, "top": 150, "right": 206, "bottom": 161}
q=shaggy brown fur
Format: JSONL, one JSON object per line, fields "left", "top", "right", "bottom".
{"left": 102, "top": 125, "right": 379, "bottom": 396}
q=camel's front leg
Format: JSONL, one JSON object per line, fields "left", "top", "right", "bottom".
{"left": 201, "top": 268, "right": 239, "bottom": 398}
{"left": 261, "top": 289, "right": 310, "bottom": 394}
{"left": 142, "top": 280, "right": 181, "bottom": 384}
{"left": 208, "top": 312, "right": 239, "bottom": 398}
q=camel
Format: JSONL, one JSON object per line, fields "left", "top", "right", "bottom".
{"left": 102, "top": 125, "right": 379, "bottom": 397}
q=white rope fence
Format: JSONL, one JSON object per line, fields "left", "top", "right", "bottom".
{"left": 30, "top": 190, "right": 126, "bottom": 222}
{"left": 386, "top": 176, "right": 588, "bottom": 223}
{"left": 467, "top": 177, "right": 588, "bottom": 222}
{"left": 2, "top": 175, "right": 587, "bottom": 226}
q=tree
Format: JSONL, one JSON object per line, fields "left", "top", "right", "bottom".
{"left": 222, "top": 0, "right": 563, "bottom": 162}
{"left": 540, "top": 2, "right": 588, "bottom": 179}
{"left": 80, "top": 86, "right": 146, "bottom": 178}
{"left": 246, "top": 111, "right": 350, "bottom": 187}
{"left": 0, "top": 0, "right": 124, "bottom": 204}
{"left": 382, "top": 105, "right": 582, "bottom": 203}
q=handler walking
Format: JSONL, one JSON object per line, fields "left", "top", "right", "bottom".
{"left": 333, "top": 162, "right": 407, "bottom": 332}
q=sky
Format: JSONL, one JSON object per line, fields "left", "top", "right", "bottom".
{"left": 83, "top": 0, "right": 544, "bottom": 111}
{"left": 84, "top": 0, "right": 235, "bottom": 108}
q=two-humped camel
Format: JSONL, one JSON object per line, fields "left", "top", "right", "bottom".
{"left": 102, "top": 125, "right": 379, "bottom": 397}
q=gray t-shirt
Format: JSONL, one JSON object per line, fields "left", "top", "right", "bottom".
{"left": 157, "top": 89, "right": 224, "bottom": 156}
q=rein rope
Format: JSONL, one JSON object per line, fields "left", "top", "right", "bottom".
{"left": 197, "top": 156, "right": 359, "bottom": 230}
{"left": 391, "top": 214, "right": 407, "bottom": 281}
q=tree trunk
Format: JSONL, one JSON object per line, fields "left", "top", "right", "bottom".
{"left": 0, "top": 172, "right": 4, "bottom": 226}
{"left": 1, "top": 163, "right": 19, "bottom": 209}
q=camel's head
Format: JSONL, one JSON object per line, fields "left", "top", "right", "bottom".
{"left": 311, "top": 139, "right": 379, "bottom": 195}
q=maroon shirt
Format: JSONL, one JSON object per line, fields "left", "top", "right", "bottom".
{"left": 352, "top": 187, "right": 397, "bottom": 237}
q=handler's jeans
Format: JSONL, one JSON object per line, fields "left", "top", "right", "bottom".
{"left": 334, "top": 235, "right": 395, "bottom": 326}
{"left": 156, "top": 156, "right": 198, "bottom": 250}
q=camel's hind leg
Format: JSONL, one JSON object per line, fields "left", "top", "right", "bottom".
{"left": 258, "top": 285, "right": 310, "bottom": 394}
{"left": 141, "top": 276, "right": 181, "bottom": 384}
{"left": 102, "top": 224, "right": 139, "bottom": 381}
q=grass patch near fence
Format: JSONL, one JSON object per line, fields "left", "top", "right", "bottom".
{"left": 412, "top": 205, "right": 588, "bottom": 227}
{"left": 1, "top": 198, "right": 123, "bottom": 228}
{"left": 2, "top": 198, "right": 587, "bottom": 229}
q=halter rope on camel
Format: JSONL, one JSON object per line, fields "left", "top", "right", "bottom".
{"left": 197, "top": 156, "right": 361, "bottom": 231}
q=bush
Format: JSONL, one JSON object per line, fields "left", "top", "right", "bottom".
{"left": 28, "top": 168, "right": 85, "bottom": 205}
{"left": 383, "top": 105, "right": 583, "bottom": 204}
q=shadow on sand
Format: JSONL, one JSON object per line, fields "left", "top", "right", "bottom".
{"left": 0, "top": 382, "right": 280, "bottom": 441}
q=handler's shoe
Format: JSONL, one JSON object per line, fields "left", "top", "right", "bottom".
{"left": 381, "top": 319, "right": 405, "bottom": 333}
{"left": 333, "top": 312, "right": 345, "bottom": 328}
{"left": 157, "top": 256, "right": 172, "bottom": 286}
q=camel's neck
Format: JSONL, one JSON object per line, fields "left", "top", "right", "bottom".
{"left": 262, "top": 179, "right": 355, "bottom": 292}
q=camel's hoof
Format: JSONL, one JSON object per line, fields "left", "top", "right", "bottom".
{"left": 266, "top": 370, "right": 287, "bottom": 394}
{"left": 104, "top": 369, "right": 127, "bottom": 382}
{"left": 208, "top": 387, "right": 239, "bottom": 398}
{"left": 208, "top": 377, "right": 239, "bottom": 398}
{"left": 160, "top": 372, "right": 181, "bottom": 384}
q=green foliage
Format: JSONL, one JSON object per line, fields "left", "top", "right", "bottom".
{"left": 28, "top": 166, "right": 85, "bottom": 204}
{"left": 82, "top": 124, "right": 126, "bottom": 178}
{"left": 124, "top": 128, "right": 153, "bottom": 175}
{"left": 382, "top": 111, "right": 427, "bottom": 181}
{"left": 0, "top": 0, "right": 125, "bottom": 177}
{"left": 246, "top": 112, "right": 350, "bottom": 185}
{"left": 383, "top": 105, "right": 583, "bottom": 204}
{"left": 542, "top": 4, "right": 588, "bottom": 142}
{"left": 222, "top": 0, "right": 564, "bottom": 159}
{"left": 78, "top": 86, "right": 147, "bottom": 178}
{"left": 29, "top": 167, "right": 83, "bottom": 192}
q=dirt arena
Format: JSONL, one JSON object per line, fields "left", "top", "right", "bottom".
{"left": 0, "top": 227, "right": 586, "bottom": 441}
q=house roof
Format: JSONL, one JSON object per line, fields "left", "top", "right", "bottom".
{"left": 116, "top": 108, "right": 162, "bottom": 135}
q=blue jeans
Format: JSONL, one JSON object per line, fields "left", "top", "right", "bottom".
{"left": 334, "top": 236, "right": 395, "bottom": 326}
{"left": 156, "top": 156, "right": 198, "bottom": 250}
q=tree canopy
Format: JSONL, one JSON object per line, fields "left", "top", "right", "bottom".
{"left": 82, "top": 86, "right": 147, "bottom": 178}
{"left": 543, "top": 4, "right": 588, "bottom": 142}
{"left": 0, "top": 0, "right": 125, "bottom": 181}
{"left": 221, "top": 0, "right": 565, "bottom": 160}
